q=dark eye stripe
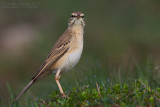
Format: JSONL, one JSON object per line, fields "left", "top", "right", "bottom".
{"left": 71, "top": 15, "right": 76, "bottom": 17}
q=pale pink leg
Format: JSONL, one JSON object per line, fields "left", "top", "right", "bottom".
{"left": 55, "top": 69, "right": 66, "bottom": 97}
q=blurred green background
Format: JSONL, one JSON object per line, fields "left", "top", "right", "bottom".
{"left": 0, "top": 0, "right": 160, "bottom": 105}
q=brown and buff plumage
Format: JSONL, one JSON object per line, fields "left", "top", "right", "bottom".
{"left": 14, "top": 11, "right": 85, "bottom": 102}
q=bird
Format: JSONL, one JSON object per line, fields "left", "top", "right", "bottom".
{"left": 14, "top": 11, "right": 85, "bottom": 102}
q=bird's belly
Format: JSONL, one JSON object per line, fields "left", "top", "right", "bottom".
{"left": 52, "top": 47, "right": 83, "bottom": 74}
{"left": 64, "top": 47, "right": 83, "bottom": 71}
{"left": 55, "top": 46, "right": 83, "bottom": 73}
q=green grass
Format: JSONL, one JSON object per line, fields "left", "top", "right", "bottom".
{"left": 2, "top": 58, "right": 160, "bottom": 106}
{"left": 38, "top": 80, "right": 160, "bottom": 106}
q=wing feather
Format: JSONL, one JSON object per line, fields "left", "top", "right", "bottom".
{"left": 32, "top": 29, "right": 73, "bottom": 80}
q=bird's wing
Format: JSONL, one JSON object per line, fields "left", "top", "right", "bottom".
{"left": 32, "top": 29, "right": 73, "bottom": 80}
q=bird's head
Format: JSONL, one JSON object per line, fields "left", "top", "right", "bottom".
{"left": 68, "top": 11, "right": 85, "bottom": 27}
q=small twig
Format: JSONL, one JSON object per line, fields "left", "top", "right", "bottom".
{"left": 96, "top": 82, "right": 102, "bottom": 99}
{"left": 80, "top": 85, "right": 90, "bottom": 91}
{"left": 112, "top": 103, "right": 121, "bottom": 107}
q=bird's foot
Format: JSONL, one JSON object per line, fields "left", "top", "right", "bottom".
{"left": 61, "top": 93, "right": 68, "bottom": 98}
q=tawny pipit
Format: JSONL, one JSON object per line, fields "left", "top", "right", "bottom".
{"left": 14, "top": 11, "right": 85, "bottom": 101}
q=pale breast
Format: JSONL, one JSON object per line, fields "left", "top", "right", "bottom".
{"left": 52, "top": 26, "right": 84, "bottom": 74}
{"left": 52, "top": 46, "right": 83, "bottom": 74}
{"left": 57, "top": 41, "right": 83, "bottom": 73}
{"left": 67, "top": 45, "right": 83, "bottom": 69}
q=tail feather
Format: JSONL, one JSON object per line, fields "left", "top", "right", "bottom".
{"left": 14, "top": 80, "right": 34, "bottom": 102}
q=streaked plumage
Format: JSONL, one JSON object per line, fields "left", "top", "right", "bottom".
{"left": 14, "top": 11, "right": 85, "bottom": 102}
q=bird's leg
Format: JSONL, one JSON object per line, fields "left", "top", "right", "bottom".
{"left": 55, "top": 77, "right": 65, "bottom": 96}
{"left": 55, "top": 69, "right": 66, "bottom": 97}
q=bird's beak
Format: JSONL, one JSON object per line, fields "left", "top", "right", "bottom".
{"left": 76, "top": 14, "right": 81, "bottom": 18}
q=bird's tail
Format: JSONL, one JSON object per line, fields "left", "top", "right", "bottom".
{"left": 14, "top": 80, "right": 34, "bottom": 102}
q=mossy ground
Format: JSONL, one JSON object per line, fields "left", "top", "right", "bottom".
{"left": 38, "top": 80, "right": 160, "bottom": 106}
{"left": 5, "top": 58, "right": 160, "bottom": 107}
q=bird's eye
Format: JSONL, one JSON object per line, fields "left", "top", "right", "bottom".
{"left": 81, "top": 16, "right": 84, "bottom": 18}
{"left": 71, "top": 15, "right": 75, "bottom": 17}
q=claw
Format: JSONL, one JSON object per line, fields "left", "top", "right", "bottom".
{"left": 61, "top": 93, "right": 68, "bottom": 98}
